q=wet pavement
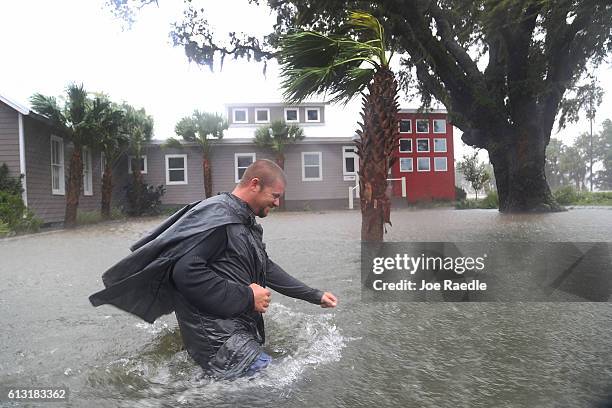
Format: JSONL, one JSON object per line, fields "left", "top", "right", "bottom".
{"left": 0, "top": 206, "right": 611, "bottom": 407}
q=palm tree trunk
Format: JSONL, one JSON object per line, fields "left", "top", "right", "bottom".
{"left": 203, "top": 154, "right": 213, "bottom": 198}
{"left": 101, "top": 163, "right": 113, "bottom": 220}
{"left": 357, "top": 68, "right": 400, "bottom": 242}
{"left": 275, "top": 153, "right": 286, "bottom": 210}
{"left": 64, "top": 147, "right": 83, "bottom": 228}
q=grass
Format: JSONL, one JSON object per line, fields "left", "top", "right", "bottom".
{"left": 76, "top": 207, "right": 125, "bottom": 225}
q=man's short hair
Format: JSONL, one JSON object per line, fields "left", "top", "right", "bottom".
{"left": 239, "top": 159, "right": 287, "bottom": 188}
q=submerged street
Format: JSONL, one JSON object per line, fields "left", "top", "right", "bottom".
{"left": 1, "top": 207, "right": 611, "bottom": 407}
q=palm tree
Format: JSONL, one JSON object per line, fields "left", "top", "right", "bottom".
{"left": 279, "top": 11, "right": 399, "bottom": 241}
{"left": 167, "top": 110, "right": 227, "bottom": 198}
{"left": 94, "top": 99, "right": 127, "bottom": 219}
{"left": 30, "top": 84, "right": 107, "bottom": 228}
{"left": 254, "top": 120, "right": 304, "bottom": 209}
{"left": 122, "top": 103, "right": 154, "bottom": 214}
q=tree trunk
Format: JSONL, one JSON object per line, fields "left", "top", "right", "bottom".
{"left": 357, "top": 68, "right": 400, "bottom": 241}
{"left": 64, "top": 147, "right": 83, "bottom": 228}
{"left": 487, "top": 126, "right": 562, "bottom": 212}
{"left": 203, "top": 154, "right": 213, "bottom": 198}
{"left": 275, "top": 153, "right": 286, "bottom": 210}
{"left": 101, "top": 164, "right": 113, "bottom": 220}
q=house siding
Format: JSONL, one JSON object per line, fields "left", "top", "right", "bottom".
{"left": 23, "top": 117, "right": 68, "bottom": 223}
{"left": 24, "top": 117, "right": 107, "bottom": 223}
{"left": 283, "top": 143, "right": 355, "bottom": 201}
{"left": 137, "top": 141, "right": 354, "bottom": 208}
{"left": 0, "top": 101, "right": 20, "bottom": 177}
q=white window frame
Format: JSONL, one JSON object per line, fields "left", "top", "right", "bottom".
{"left": 50, "top": 135, "right": 65, "bottom": 195}
{"left": 399, "top": 157, "right": 413, "bottom": 172}
{"left": 416, "top": 119, "right": 430, "bottom": 133}
{"left": 434, "top": 157, "right": 448, "bottom": 172}
{"left": 399, "top": 119, "right": 412, "bottom": 133}
{"left": 399, "top": 138, "right": 412, "bottom": 153}
{"left": 433, "top": 138, "right": 447, "bottom": 153}
{"left": 128, "top": 155, "right": 148, "bottom": 174}
{"left": 233, "top": 108, "right": 248, "bottom": 124}
{"left": 416, "top": 138, "right": 430, "bottom": 153}
{"left": 165, "top": 154, "right": 188, "bottom": 185}
{"left": 433, "top": 119, "right": 447, "bottom": 134}
{"left": 82, "top": 146, "right": 93, "bottom": 196}
{"left": 235, "top": 153, "right": 256, "bottom": 183}
{"left": 284, "top": 107, "right": 300, "bottom": 123}
{"left": 417, "top": 157, "right": 431, "bottom": 172}
{"left": 302, "top": 151, "right": 323, "bottom": 181}
{"left": 342, "top": 145, "right": 358, "bottom": 181}
{"left": 305, "top": 108, "right": 321, "bottom": 123}
{"left": 255, "top": 108, "right": 270, "bottom": 123}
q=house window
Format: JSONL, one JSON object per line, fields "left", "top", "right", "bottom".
{"left": 255, "top": 108, "right": 270, "bottom": 123}
{"left": 128, "top": 155, "right": 148, "bottom": 174}
{"left": 416, "top": 138, "right": 430, "bottom": 152}
{"left": 399, "top": 138, "right": 412, "bottom": 153}
{"left": 417, "top": 157, "right": 431, "bottom": 172}
{"left": 50, "top": 135, "right": 65, "bottom": 195}
{"left": 433, "top": 138, "right": 447, "bottom": 152}
{"left": 434, "top": 157, "right": 448, "bottom": 172}
{"left": 399, "top": 119, "right": 411, "bottom": 133}
{"left": 235, "top": 153, "right": 256, "bottom": 183}
{"left": 399, "top": 157, "right": 413, "bottom": 172}
{"left": 305, "top": 108, "right": 320, "bottom": 122}
{"left": 302, "top": 152, "right": 322, "bottom": 181}
{"left": 284, "top": 108, "right": 299, "bottom": 122}
{"left": 82, "top": 147, "right": 93, "bottom": 196}
{"left": 233, "top": 108, "right": 248, "bottom": 123}
{"left": 342, "top": 146, "right": 358, "bottom": 180}
{"left": 433, "top": 119, "right": 447, "bottom": 133}
{"left": 416, "top": 119, "right": 429, "bottom": 133}
{"left": 166, "top": 154, "right": 188, "bottom": 185}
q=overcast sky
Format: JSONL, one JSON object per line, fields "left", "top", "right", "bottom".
{"left": 1, "top": 0, "right": 610, "bottom": 161}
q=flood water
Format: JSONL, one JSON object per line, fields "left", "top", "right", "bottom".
{"left": 1, "top": 207, "right": 611, "bottom": 407}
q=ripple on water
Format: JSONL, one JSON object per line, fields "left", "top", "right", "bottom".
{"left": 87, "top": 304, "right": 349, "bottom": 407}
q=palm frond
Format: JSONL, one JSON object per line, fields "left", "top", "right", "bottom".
{"left": 278, "top": 11, "right": 389, "bottom": 104}
{"left": 66, "top": 83, "right": 89, "bottom": 125}
{"left": 29, "top": 93, "right": 70, "bottom": 136}
{"left": 163, "top": 137, "right": 184, "bottom": 150}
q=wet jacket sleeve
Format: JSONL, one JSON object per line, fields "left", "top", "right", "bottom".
{"left": 171, "top": 226, "right": 254, "bottom": 317}
{"left": 266, "top": 259, "right": 324, "bottom": 305}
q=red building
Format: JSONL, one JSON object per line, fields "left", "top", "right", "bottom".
{"left": 390, "top": 109, "right": 455, "bottom": 203}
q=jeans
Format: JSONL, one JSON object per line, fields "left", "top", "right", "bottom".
{"left": 245, "top": 352, "right": 272, "bottom": 376}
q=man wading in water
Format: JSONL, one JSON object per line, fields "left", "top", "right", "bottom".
{"left": 90, "top": 159, "right": 337, "bottom": 378}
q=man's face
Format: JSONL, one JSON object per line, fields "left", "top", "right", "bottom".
{"left": 252, "top": 179, "right": 285, "bottom": 217}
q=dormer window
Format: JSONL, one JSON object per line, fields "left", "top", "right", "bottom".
{"left": 305, "top": 108, "right": 320, "bottom": 122}
{"left": 255, "top": 108, "right": 270, "bottom": 123}
{"left": 233, "top": 108, "right": 248, "bottom": 123}
{"left": 284, "top": 108, "right": 299, "bottom": 122}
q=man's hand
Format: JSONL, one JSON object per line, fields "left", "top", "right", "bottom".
{"left": 250, "top": 283, "right": 271, "bottom": 313}
{"left": 320, "top": 292, "right": 338, "bottom": 308}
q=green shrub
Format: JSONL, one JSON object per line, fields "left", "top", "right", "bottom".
{"left": 454, "top": 186, "right": 467, "bottom": 201}
{"left": 124, "top": 180, "right": 166, "bottom": 216}
{"left": 553, "top": 186, "right": 578, "bottom": 205}
{"left": 0, "top": 191, "right": 42, "bottom": 235}
{"left": 0, "top": 163, "right": 23, "bottom": 195}
{"left": 481, "top": 191, "right": 499, "bottom": 209}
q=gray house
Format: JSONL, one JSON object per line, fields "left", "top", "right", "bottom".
{"left": 138, "top": 102, "right": 359, "bottom": 210}
{"left": 1, "top": 97, "right": 360, "bottom": 225}
{"left": 0, "top": 94, "right": 122, "bottom": 224}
